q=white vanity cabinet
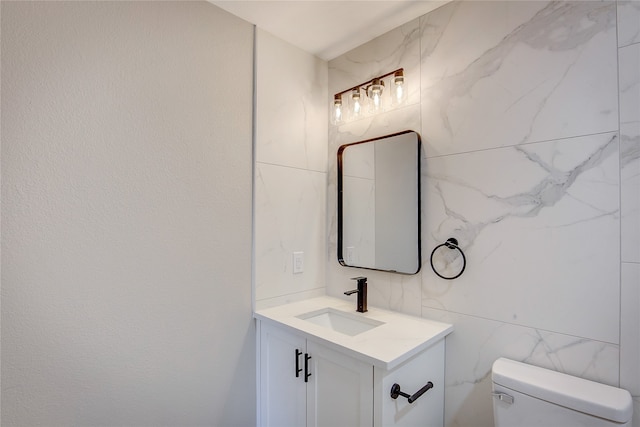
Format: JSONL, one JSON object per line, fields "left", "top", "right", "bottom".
{"left": 255, "top": 297, "right": 452, "bottom": 427}
{"left": 258, "top": 319, "right": 446, "bottom": 427}
{"left": 259, "top": 322, "right": 373, "bottom": 427}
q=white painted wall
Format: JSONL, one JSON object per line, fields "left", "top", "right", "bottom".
{"left": 1, "top": 2, "right": 255, "bottom": 426}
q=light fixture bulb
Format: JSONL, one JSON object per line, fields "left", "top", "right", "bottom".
{"left": 351, "top": 88, "right": 362, "bottom": 119}
{"left": 373, "top": 91, "right": 381, "bottom": 109}
{"left": 392, "top": 70, "right": 407, "bottom": 105}
{"left": 367, "top": 78, "right": 384, "bottom": 113}
{"left": 332, "top": 94, "right": 343, "bottom": 124}
{"left": 396, "top": 85, "right": 403, "bottom": 100}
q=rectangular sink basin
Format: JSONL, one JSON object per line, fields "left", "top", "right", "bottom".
{"left": 297, "top": 308, "right": 384, "bottom": 336}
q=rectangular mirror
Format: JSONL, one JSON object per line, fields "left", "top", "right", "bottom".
{"left": 337, "top": 130, "right": 421, "bottom": 274}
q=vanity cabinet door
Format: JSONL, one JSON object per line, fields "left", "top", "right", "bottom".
{"left": 374, "top": 340, "right": 445, "bottom": 427}
{"left": 306, "top": 341, "right": 374, "bottom": 427}
{"left": 259, "top": 323, "right": 307, "bottom": 427}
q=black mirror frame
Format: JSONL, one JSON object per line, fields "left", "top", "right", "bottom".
{"left": 337, "top": 130, "right": 422, "bottom": 275}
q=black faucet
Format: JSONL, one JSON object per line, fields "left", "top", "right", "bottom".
{"left": 344, "top": 276, "right": 367, "bottom": 313}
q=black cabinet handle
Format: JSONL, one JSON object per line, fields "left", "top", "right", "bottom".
{"left": 304, "top": 353, "right": 312, "bottom": 383}
{"left": 390, "top": 382, "right": 434, "bottom": 404}
{"left": 295, "top": 349, "right": 302, "bottom": 378}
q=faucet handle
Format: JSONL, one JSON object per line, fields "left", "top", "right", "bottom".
{"left": 351, "top": 276, "right": 367, "bottom": 282}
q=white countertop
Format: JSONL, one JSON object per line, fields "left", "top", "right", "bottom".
{"left": 254, "top": 296, "right": 453, "bottom": 370}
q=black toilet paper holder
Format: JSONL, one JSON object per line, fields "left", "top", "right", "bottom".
{"left": 390, "top": 381, "right": 434, "bottom": 404}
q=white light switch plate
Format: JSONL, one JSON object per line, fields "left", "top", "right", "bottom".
{"left": 293, "top": 251, "right": 304, "bottom": 274}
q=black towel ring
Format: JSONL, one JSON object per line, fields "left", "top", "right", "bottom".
{"left": 430, "top": 238, "right": 466, "bottom": 280}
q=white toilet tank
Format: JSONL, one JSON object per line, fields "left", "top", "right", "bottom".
{"left": 492, "top": 358, "right": 632, "bottom": 427}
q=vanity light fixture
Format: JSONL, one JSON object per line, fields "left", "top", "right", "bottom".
{"left": 332, "top": 68, "right": 407, "bottom": 125}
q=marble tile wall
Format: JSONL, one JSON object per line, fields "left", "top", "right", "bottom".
{"left": 328, "top": 1, "right": 639, "bottom": 426}
{"left": 423, "top": 307, "right": 620, "bottom": 427}
{"left": 421, "top": 1, "right": 618, "bottom": 156}
{"left": 423, "top": 131, "right": 620, "bottom": 342}
{"left": 328, "top": 19, "right": 424, "bottom": 317}
{"left": 618, "top": 1, "right": 640, "bottom": 423}
{"left": 254, "top": 29, "right": 328, "bottom": 308}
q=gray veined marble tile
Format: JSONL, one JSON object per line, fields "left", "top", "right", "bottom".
{"left": 326, "top": 106, "right": 422, "bottom": 315}
{"left": 420, "top": 1, "right": 618, "bottom": 157}
{"left": 330, "top": 104, "right": 422, "bottom": 151}
{"left": 617, "top": 1, "right": 640, "bottom": 48}
{"left": 325, "top": 11, "right": 424, "bottom": 318}
{"left": 255, "top": 28, "right": 329, "bottom": 304}
{"left": 422, "top": 132, "right": 620, "bottom": 343}
{"left": 422, "top": 308, "right": 620, "bottom": 427}
{"left": 621, "top": 263, "right": 640, "bottom": 397}
{"left": 620, "top": 43, "right": 640, "bottom": 263}
{"left": 255, "top": 163, "right": 326, "bottom": 302}
{"left": 326, "top": 105, "right": 421, "bottom": 261}
{"left": 621, "top": 125, "right": 640, "bottom": 263}
{"left": 329, "top": 17, "right": 421, "bottom": 118}
{"left": 256, "top": 29, "right": 328, "bottom": 173}
{"left": 619, "top": 43, "right": 640, "bottom": 126}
